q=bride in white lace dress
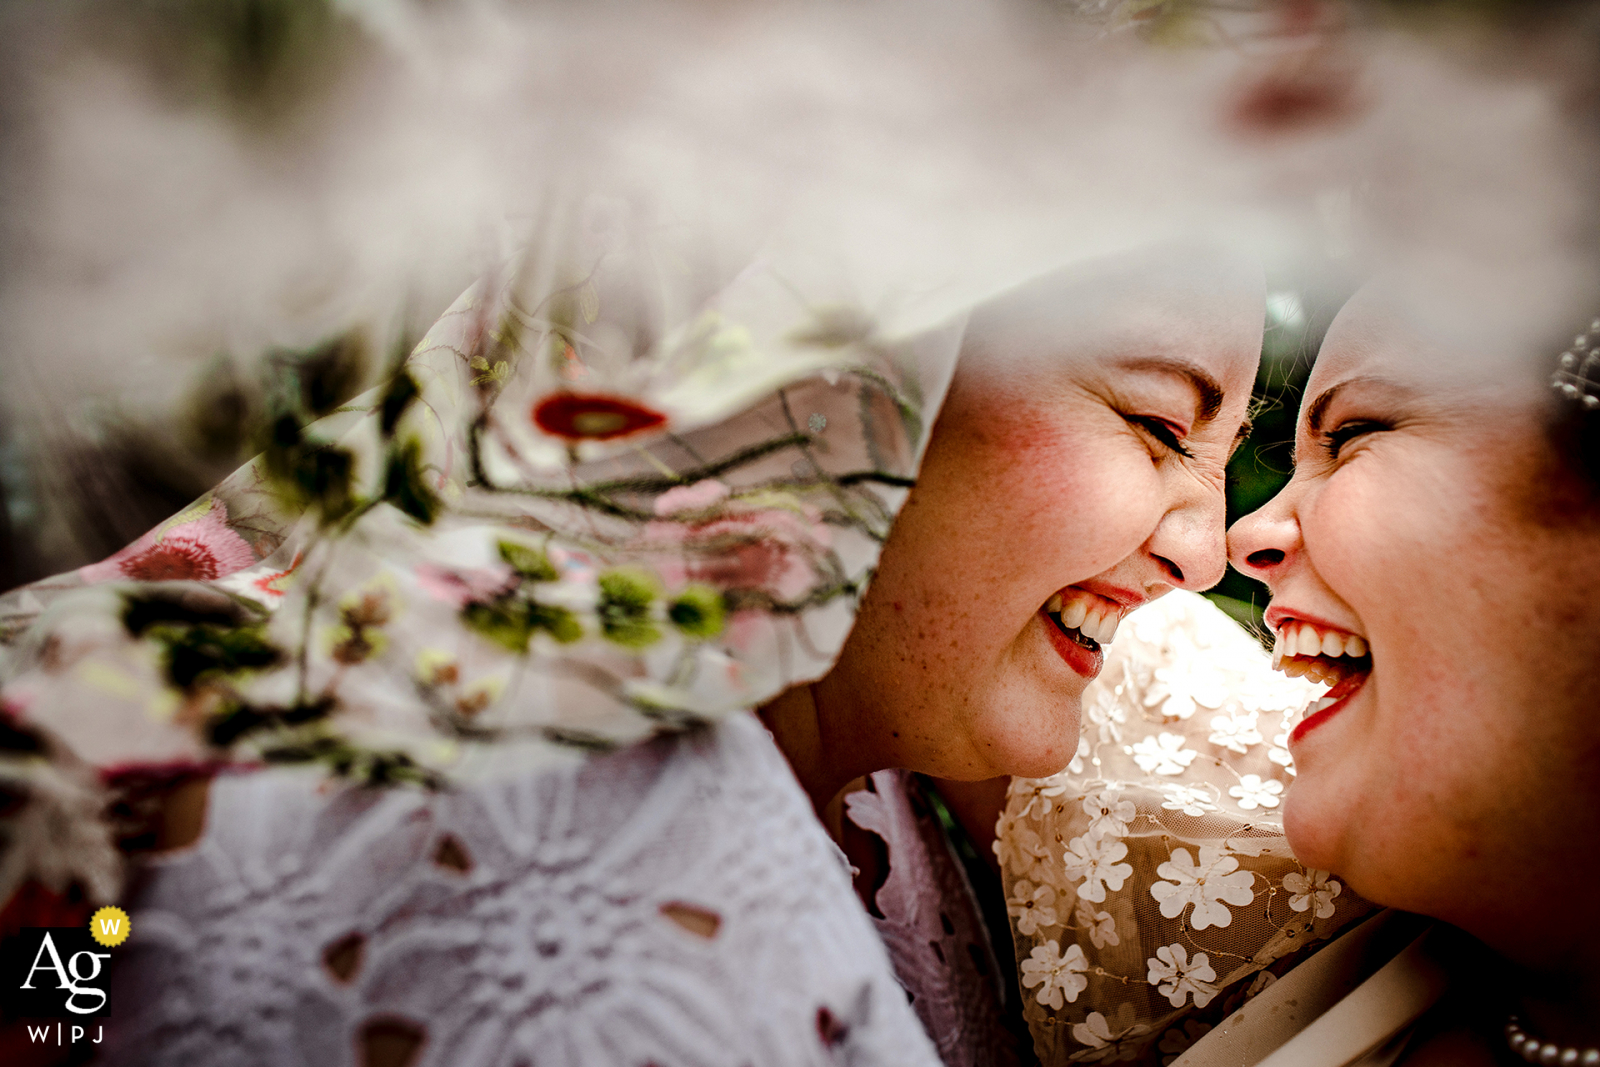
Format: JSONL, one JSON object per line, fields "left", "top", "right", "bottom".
{"left": 0, "top": 238, "right": 1263, "bottom": 1067}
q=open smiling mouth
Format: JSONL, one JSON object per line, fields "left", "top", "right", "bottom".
{"left": 1040, "top": 588, "right": 1126, "bottom": 679}
{"left": 1272, "top": 621, "right": 1372, "bottom": 743}
{"left": 1046, "top": 588, "right": 1124, "bottom": 652}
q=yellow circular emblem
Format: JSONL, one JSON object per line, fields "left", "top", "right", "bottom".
{"left": 89, "top": 906, "right": 131, "bottom": 948}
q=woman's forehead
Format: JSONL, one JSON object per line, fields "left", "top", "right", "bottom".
{"left": 1305, "top": 295, "right": 1410, "bottom": 393}
{"left": 1307, "top": 276, "right": 1578, "bottom": 409}
{"left": 965, "top": 246, "right": 1264, "bottom": 374}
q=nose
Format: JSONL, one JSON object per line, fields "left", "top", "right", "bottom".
{"left": 1227, "top": 490, "right": 1301, "bottom": 587}
{"left": 1144, "top": 484, "right": 1228, "bottom": 592}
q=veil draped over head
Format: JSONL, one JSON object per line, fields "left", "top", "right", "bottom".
{"left": 0, "top": 224, "right": 964, "bottom": 910}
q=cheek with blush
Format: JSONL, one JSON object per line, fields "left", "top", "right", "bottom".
{"left": 960, "top": 394, "right": 1168, "bottom": 575}
{"left": 1017, "top": 436, "right": 1170, "bottom": 577}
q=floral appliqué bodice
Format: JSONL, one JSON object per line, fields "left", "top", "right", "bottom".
{"left": 996, "top": 591, "right": 1377, "bottom": 1065}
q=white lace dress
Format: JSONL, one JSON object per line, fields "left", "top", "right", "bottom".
{"left": 105, "top": 713, "right": 945, "bottom": 1067}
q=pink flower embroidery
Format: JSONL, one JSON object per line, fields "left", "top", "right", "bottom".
{"left": 644, "top": 501, "right": 830, "bottom": 603}
{"left": 414, "top": 563, "right": 515, "bottom": 608}
{"left": 80, "top": 500, "right": 256, "bottom": 584}
{"left": 654, "top": 479, "right": 732, "bottom": 517}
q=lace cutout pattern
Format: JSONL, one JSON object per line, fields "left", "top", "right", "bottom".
{"left": 103, "top": 714, "right": 944, "bottom": 1067}
{"left": 844, "top": 770, "right": 1022, "bottom": 1067}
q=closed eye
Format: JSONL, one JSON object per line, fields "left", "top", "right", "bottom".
{"left": 1129, "top": 415, "right": 1195, "bottom": 459}
{"left": 1322, "top": 419, "right": 1388, "bottom": 459}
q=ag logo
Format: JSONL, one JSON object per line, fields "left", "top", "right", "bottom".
{"left": 6, "top": 908, "right": 129, "bottom": 1019}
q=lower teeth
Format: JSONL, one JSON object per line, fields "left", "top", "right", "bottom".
{"left": 1056, "top": 618, "right": 1099, "bottom": 650}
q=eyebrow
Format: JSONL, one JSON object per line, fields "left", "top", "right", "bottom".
{"left": 1114, "top": 356, "right": 1225, "bottom": 424}
{"left": 1305, "top": 381, "right": 1345, "bottom": 437}
{"left": 1295, "top": 374, "right": 1420, "bottom": 464}
{"left": 1293, "top": 383, "right": 1348, "bottom": 465}
{"left": 1306, "top": 375, "right": 1402, "bottom": 436}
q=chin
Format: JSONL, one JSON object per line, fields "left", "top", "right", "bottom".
{"left": 990, "top": 709, "right": 1085, "bottom": 779}
{"left": 1281, "top": 790, "right": 1344, "bottom": 877}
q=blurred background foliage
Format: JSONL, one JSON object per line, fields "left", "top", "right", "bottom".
{"left": 0, "top": 0, "right": 1354, "bottom": 622}
{"left": 0, "top": 0, "right": 1519, "bottom": 631}
{"left": 0, "top": 0, "right": 422, "bottom": 592}
{"left": 1209, "top": 284, "right": 1348, "bottom": 639}
{"left": 91, "top": 0, "right": 356, "bottom": 119}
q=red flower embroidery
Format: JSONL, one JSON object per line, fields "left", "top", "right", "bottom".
{"left": 1228, "top": 50, "right": 1361, "bottom": 136}
{"left": 252, "top": 552, "right": 304, "bottom": 599}
{"left": 533, "top": 394, "right": 667, "bottom": 441}
{"left": 80, "top": 500, "right": 256, "bottom": 584}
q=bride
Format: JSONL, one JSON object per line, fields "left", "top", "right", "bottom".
{"left": 0, "top": 238, "right": 1262, "bottom": 1066}
{"left": 1194, "top": 282, "right": 1600, "bottom": 1064}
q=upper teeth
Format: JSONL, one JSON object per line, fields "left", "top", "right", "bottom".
{"left": 1271, "top": 622, "right": 1367, "bottom": 669}
{"left": 1047, "top": 588, "right": 1123, "bottom": 644}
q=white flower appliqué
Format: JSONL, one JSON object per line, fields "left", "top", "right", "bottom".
{"left": 1074, "top": 899, "right": 1120, "bottom": 949}
{"left": 1062, "top": 834, "right": 1134, "bottom": 904}
{"left": 995, "top": 822, "right": 1051, "bottom": 882}
{"left": 1229, "top": 774, "right": 1285, "bottom": 811}
{"left": 1145, "top": 661, "right": 1228, "bottom": 721}
{"left": 1146, "top": 943, "right": 1219, "bottom": 1008}
{"left": 1130, "top": 733, "right": 1199, "bottom": 776}
{"left": 1082, "top": 789, "right": 1136, "bottom": 840}
{"left": 1268, "top": 729, "right": 1297, "bottom": 776}
{"left": 1007, "top": 879, "right": 1060, "bottom": 936}
{"left": 1282, "top": 869, "right": 1342, "bottom": 919}
{"left": 1085, "top": 690, "right": 1126, "bottom": 744}
{"left": 1017, "top": 777, "right": 1068, "bottom": 820}
{"left": 1070, "top": 1004, "right": 1151, "bottom": 1062}
{"left": 1158, "top": 783, "right": 1219, "bottom": 817}
{"left": 1021, "top": 940, "right": 1090, "bottom": 1010}
{"left": 1149, "top": 846, "right": 1256, "bottom": 930}
{"left": 1207, "top": 711, "right": 1263, "bottom": 755}
{"left": 1067, "top": 735, "right": 1091, "bottom": 775}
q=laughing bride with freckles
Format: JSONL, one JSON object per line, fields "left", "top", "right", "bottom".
{"left": 758, "top": 246, "right": 1269, "bottom": 1059}
{"left": 0, "top": 241, "right": 1266, "bottom": 1066}
{"left": 761, "top": 249, "right": 1263, "bottom": 809}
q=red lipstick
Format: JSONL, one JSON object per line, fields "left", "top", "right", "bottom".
{"left": 1040, "top": 607, "right": 1105, "bottom": 679}
{"left": 1289, "top": 668, "right": 1370, "bottom": 745}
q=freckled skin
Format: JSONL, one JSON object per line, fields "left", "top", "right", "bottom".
{"left": 766, "top": 249, "right": 1263, "bottom": 812}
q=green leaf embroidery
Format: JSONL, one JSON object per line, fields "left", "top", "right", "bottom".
{"left": 668, "top": 585, "right": 726, "bottom": 639}
{"left": 598, "top": 567, "right": 663, "bottom": 648}
{"left": 498, "top": 539, "right": 558, "bottom": 581}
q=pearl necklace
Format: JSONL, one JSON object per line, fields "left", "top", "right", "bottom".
{"left": 1552, "top": 317, "right": 1600, "bottom": 411}
{"left": 1505, "top": 1015, "right": 1600, "bottom": 1066}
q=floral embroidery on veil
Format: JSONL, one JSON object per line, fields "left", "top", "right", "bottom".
{"left": 0, "top": 247, "right": 961, "bottom": 914}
